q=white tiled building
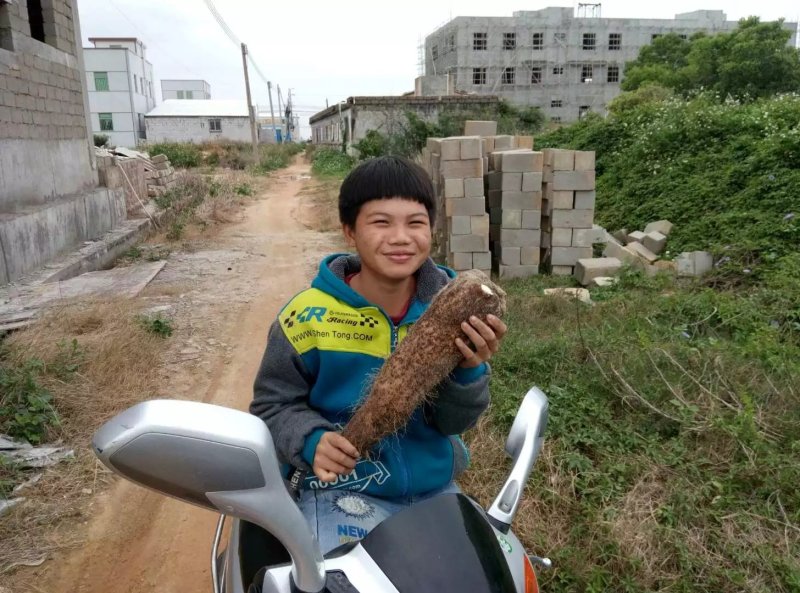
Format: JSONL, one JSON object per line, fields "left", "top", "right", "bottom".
{"left": 161, "top": 79, "right": 211, "bottom": 101}
{"left": 145, "top": 100, "right": 252, "bottom": 144}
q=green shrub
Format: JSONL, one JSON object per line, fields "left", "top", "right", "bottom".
{"left": 311, "top": 148, "right": 355, "bottom": 178}
{"left": 234, "top": 182, "right": 254, "bottom": 196}
{"left": 138, "top": 315, "right": 173, "bottom": 338}
{"left": 147, "top": 142, "right": 202, "bottom": 168}
{"left": 93, "top": 134, "right": 110, "bottom": 148}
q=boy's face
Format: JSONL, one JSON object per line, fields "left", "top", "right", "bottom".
{"left": 343, "top": 198, "right": 432, "bottom": 281}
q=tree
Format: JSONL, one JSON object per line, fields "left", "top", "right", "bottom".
{"left": 622, "top": 18, "right": 800, "bottom": 100}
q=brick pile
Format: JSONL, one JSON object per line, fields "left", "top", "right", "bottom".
{"left": 485, "top": 149, "right": 544, "bottom": 278}
{"left": 422, "top": 136, "right": 491, "bottom": 274}
{"left": 146, "top": 154, "right": 178, "bottom": 197}
{"left": 540, "top": 149, "right": 599, "bottom": 276}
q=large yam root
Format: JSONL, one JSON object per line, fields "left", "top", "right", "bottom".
{"left": 342, "top": 269, "right": 507, "bottom": 455}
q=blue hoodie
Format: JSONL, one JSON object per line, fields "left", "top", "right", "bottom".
{"left": 250, "top": 254, "right": 490, "bottom": 499}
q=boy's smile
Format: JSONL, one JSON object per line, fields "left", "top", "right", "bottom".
{"left": 344, "top": 198, "right": 432, "bottom": 282}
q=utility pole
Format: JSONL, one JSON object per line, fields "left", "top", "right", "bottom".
{"left": 240, "top": 42, "right": 258, "bottom": 156}
{"left": 267, "top": 81, "right": 277, "bottom": 144}
{"left": 276, "top": 85, "right": 284, "bottom": 144}
{"left": 286, "top": 88, "right": 293, "bottom": 142}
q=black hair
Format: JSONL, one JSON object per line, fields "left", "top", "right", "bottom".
{"left": 338, "top": 155, "right": 436, "bottom": 228}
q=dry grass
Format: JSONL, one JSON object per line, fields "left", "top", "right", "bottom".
{"left": 295, "top": 178, "right": 341, "bottom": 232}
{"left": 0, "top": 299, "right": 167, "bottom": 572}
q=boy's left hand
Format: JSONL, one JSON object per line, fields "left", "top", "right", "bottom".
{"left": 456, "top": 314, "right": 507, "bottom": 368}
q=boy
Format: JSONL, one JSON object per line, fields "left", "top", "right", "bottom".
{"left": 250, "top": 155, "right": 506, "bottom": 553}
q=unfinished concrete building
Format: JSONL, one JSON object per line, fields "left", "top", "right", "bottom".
{"left": 0, "top": 0, "right": 126, "bottom": 284}
{"left": 424, "top": 7, "right": 799, "bottom": 123}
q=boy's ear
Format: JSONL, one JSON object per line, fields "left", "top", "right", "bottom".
{"left": 342, "top": 223, "right": 356, "bottom": 247}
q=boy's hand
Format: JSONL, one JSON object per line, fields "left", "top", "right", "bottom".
{"left": 313, "top": 432, "right": 360, "bottom": 482}
{"left": 456, "top": 314, "right": 507, "bottom": 368}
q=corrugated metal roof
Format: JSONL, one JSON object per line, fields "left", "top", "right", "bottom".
{"left": 146, "top": 100, "right": 249, "bottom": 118}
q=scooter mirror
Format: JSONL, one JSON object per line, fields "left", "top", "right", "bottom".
{"left": 92, "top": 400, "right": 326, "bottom": 593}
{"left": 486, "top": 386, "right": 548, "bottom": 532}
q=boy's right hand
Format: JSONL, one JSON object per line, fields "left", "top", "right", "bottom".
{"left": 312, "top": 432, "right": 360, "bottom": 482}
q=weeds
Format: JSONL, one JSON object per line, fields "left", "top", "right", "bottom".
{"left": 138, "top": 315, "right": 173, "bottom": 338}
{"left": 311, "top": 148, "right": 355, "bottom": 178}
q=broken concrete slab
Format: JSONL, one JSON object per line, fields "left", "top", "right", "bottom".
{"left": 590, "top": 276, "right": 619, "bottom": 288}
{"left": 543, "top": 287, "right": 592, "bottom": 305}
{"left": 676, "top": 251, "right": 713, "bottom": 277}
{"left": 626, "top": 241, "right": 659, "bottom": 264}
{"left": 644, "top": 220, "right": 674, "bottom": 236}
{"left": 575, "top": 257, "right": 623, "bottom": 286}
{"left": 642, "top": 230, "right": 667, "bottom": 255}
{"left": 611, "top": 229, "right": 628, "bottom": 244}
{"left": 626, "top": 230, "right": 646, "bottom": 244}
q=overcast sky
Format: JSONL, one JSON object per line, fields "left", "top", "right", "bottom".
{"left": 75, "top": 0, "right": 799, "bottom": 138}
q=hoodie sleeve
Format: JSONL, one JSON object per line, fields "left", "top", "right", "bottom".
{"left": 250, "top": 320, "right": 335, "bottom": 471}
{"left": 426, "top": 363, "right": 491, "bottom": 435}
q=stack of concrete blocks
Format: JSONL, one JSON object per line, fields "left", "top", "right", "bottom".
{"left": 147, "top": 155, "right": 178, "bottom": 198}
{"left": 421, "top": 136, "right": 491, "bottom": 275}
{"left": 420, "top": 138, "right": 445, "bottom": 262}
{"left": 485, "top": 149, "right": 544, "bottom": 278}
{"left": 539, "top": 149, "right": 598, "bottom": 276}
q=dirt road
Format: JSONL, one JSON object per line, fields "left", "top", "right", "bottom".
{"left": 11, "top": 158, "right": 342, "bottom": 593}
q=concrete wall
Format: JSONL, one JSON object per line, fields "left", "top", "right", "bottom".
{"left": 161, "top": 79, "right": 211, "bottom": 100}
{"left": 145, "top": 115, "right": 252, "bottom": 143}
{"left": 84, "top": 45, "right": 155, "bottom": 147}
{"left": 425, "top": 7, "right": 799, "bottom": 122}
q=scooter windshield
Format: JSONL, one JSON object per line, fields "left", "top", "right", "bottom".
{"left": 360, "top": 493, "right": 517, "bottom": 593}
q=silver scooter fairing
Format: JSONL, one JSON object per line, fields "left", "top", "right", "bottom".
{"left": 92, "top": 387, "right": 549, "bottom": 593}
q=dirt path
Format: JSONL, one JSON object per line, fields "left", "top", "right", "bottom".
{"left": 10, "top": 158, "right": 342, "bottom": 593}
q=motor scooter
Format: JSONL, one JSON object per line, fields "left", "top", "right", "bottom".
{"left": 92, "top": 386, "right": 551, "bottom": 593}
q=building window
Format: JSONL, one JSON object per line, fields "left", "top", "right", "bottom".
{"left": 551, "top": 99, "right": 563, "bottom": 108}
{"left": 186, "top": 90, "right": 193, "bottom": 99}
{"left": 177, "top": 90, "right": 185, "bottom": 99}
{"left": 431, "top": 44, "right": 438, "bottom": 60}
{"left": 502, "top": 67, "right": 515, "bottom": 85}
{"left": 446, "top": 33, "right": 455, "bottom": 52}
{"left": 473, "top": 32, "right": 487, "bottom": 51}
{"left": 579, "top": 106, "right": 591, "bottom": 119}
{"left": 99, "top": 113, "right": 114, "bottom": 131}
{"left": 503, "top": 32, "right": 516, "bottom": 50}
{"left": 581, "top": 65, "right": 593, "bottom": 83}
{"left": 531, "top": 67, "right": 542, "bottom": 84}
{"left": 607, "top": 65, "right": 620, "bottom": 83}
{"left": 582, "top": 33, "right": 596, "bottom": 50}
{"left": 532, "top": 32, "right": 544, "bottom": 50}
{"left": 94, "top": 72, "right": 109, "bottom": 91}
{"left": 26, "top": 0, "right": 45, "bottom": 43}
{"left": 552, "top": 65, "right": 564, "bottom": 75}
{"left": 609, "top": 33, "right": 621, "bottom": 50}
{"left": 209, "top": 118, "right": 222, "bottom": 133}
{"left": 678, "top": 34, "right": 688, "bottom": 40}
{"left": 472, "top": 67, "right": 486, "bottom": 85}
{"left": 551, "top": 116, "right": 562, "bottom": 123}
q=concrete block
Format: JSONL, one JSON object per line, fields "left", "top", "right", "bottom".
{"left": 493, "top": 135, "right": 515, "bottom": 150}
{"left": 448, "top": 252, "right": 473, "bottom": 271}
{"left": 446, "top": 197, "right": 486, "bottom": 217}
{"left": 626, "top": 230, "right": 646, "bottom": 244}
{"left": 499, "top": 229, "right": 541, "bottom": 248}
{"left": 491, "top": 191, "right": 539, "bottom": 210}
{"left": 541, "top": 231, "right": 551, "bottom": 248}
{"left": 572, "top": 226, "right": 607, "bottom": 247}
{"left": 441, "top": 139, "right": 461, "bottom": 161}
{"left": 642, "top": 231, "right": 667, "bottom": 255}
{"left": 441, "top": 158, "right": 483, "bottom": 179}
{"left": 522, "top": 172, "right": 543, "bottom": 192}
{"left": 626, "top": 241, "right": 659, "bottom": 264}
{"left": 471, "top": 214, "right": 490, "bottom": 236}
{"left": 444, "top": 178, "right": 464, "bottom": 198}
{"left": 501, "top": 172, "right": 523, "bottom": 192}
{"left": 464, "top": 177, "right": 484, "bottom": 198}
{"left": 676, "top": 251, "right": 713, "bottom": 277}
{"left": 516, "top": 136, "right": 534, "bottom": 149}
{"left": 484, "top": 136, "right": 495, "bottom": 154}
{"left": 499, "top": 265, "right": 539, "bottom": 279}
{"left": 603, "top": 240, "right": 640, "bottom": 266}
{"left": 552, "top": 171, "right": 596, "bottom": 191}
{"left": 521, "top": 247, "right": 540, "bottom": 266}
{"left": 473, "top": 251, "right": 491, "bottom": 270}
{"left": 502, "top": 209, "right": 522, "bottom": 229}
{"left": 551, "top": 227, "right": 572, "bottom": 247}
{"left": 551, "top": 265, "right": 574, "bottom": 276}
{"left": 550, "top": 246, "right": 593, "bottom": 266}
{"left": 449, "top": 216, "right": 472, "bottom": 235}
{"left": 426, "top": 138, "right": 442, "bottom": 153}
{"left": 521, "top": 210, "right": 541, "bottom": 229}
{"left": 541, "top": 197, "right": 552, "bottom": 216}
{"left": 500, "top": 246, "right": 521, "bottom": 266}
{"left": 551, "top": 209, "right": 593, "bottom": 229}
{"left": 501, "top": 151, "right": 543, "bottom": 173}
{"left": 544, "top": 149, "right": 575, "bottom": 171}
{"left": 551, "top": 190, "right": 574, "bottom": 210}
{"left": 574, "top": 190, "right": 596, "bottom": 210}
{"left": 574, "top": 257, "right": 622, "bottom": 286}
{"left": 450, "top": 233, "right": 489, "bottom": 252}
{"left": 154, "top": 160, "right": 171, "bottom": 171}
{"left": 464, "top": 120, "right": 497, "bottom": 136}
{"left": 644, "top": 220, "right": 674, "bottom": 236}
{"left": 574, "top": 151, "right": 595, "bottom": 171}
{"left": 460, "top": 136, "right": 482, "bottom": 160}
{"left": 483, "top": 157, "right": 489, "bottom": 176}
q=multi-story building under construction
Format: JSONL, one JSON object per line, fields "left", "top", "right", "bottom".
{"left": 424, "top": 6, "right": 798, "bottom": 123}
